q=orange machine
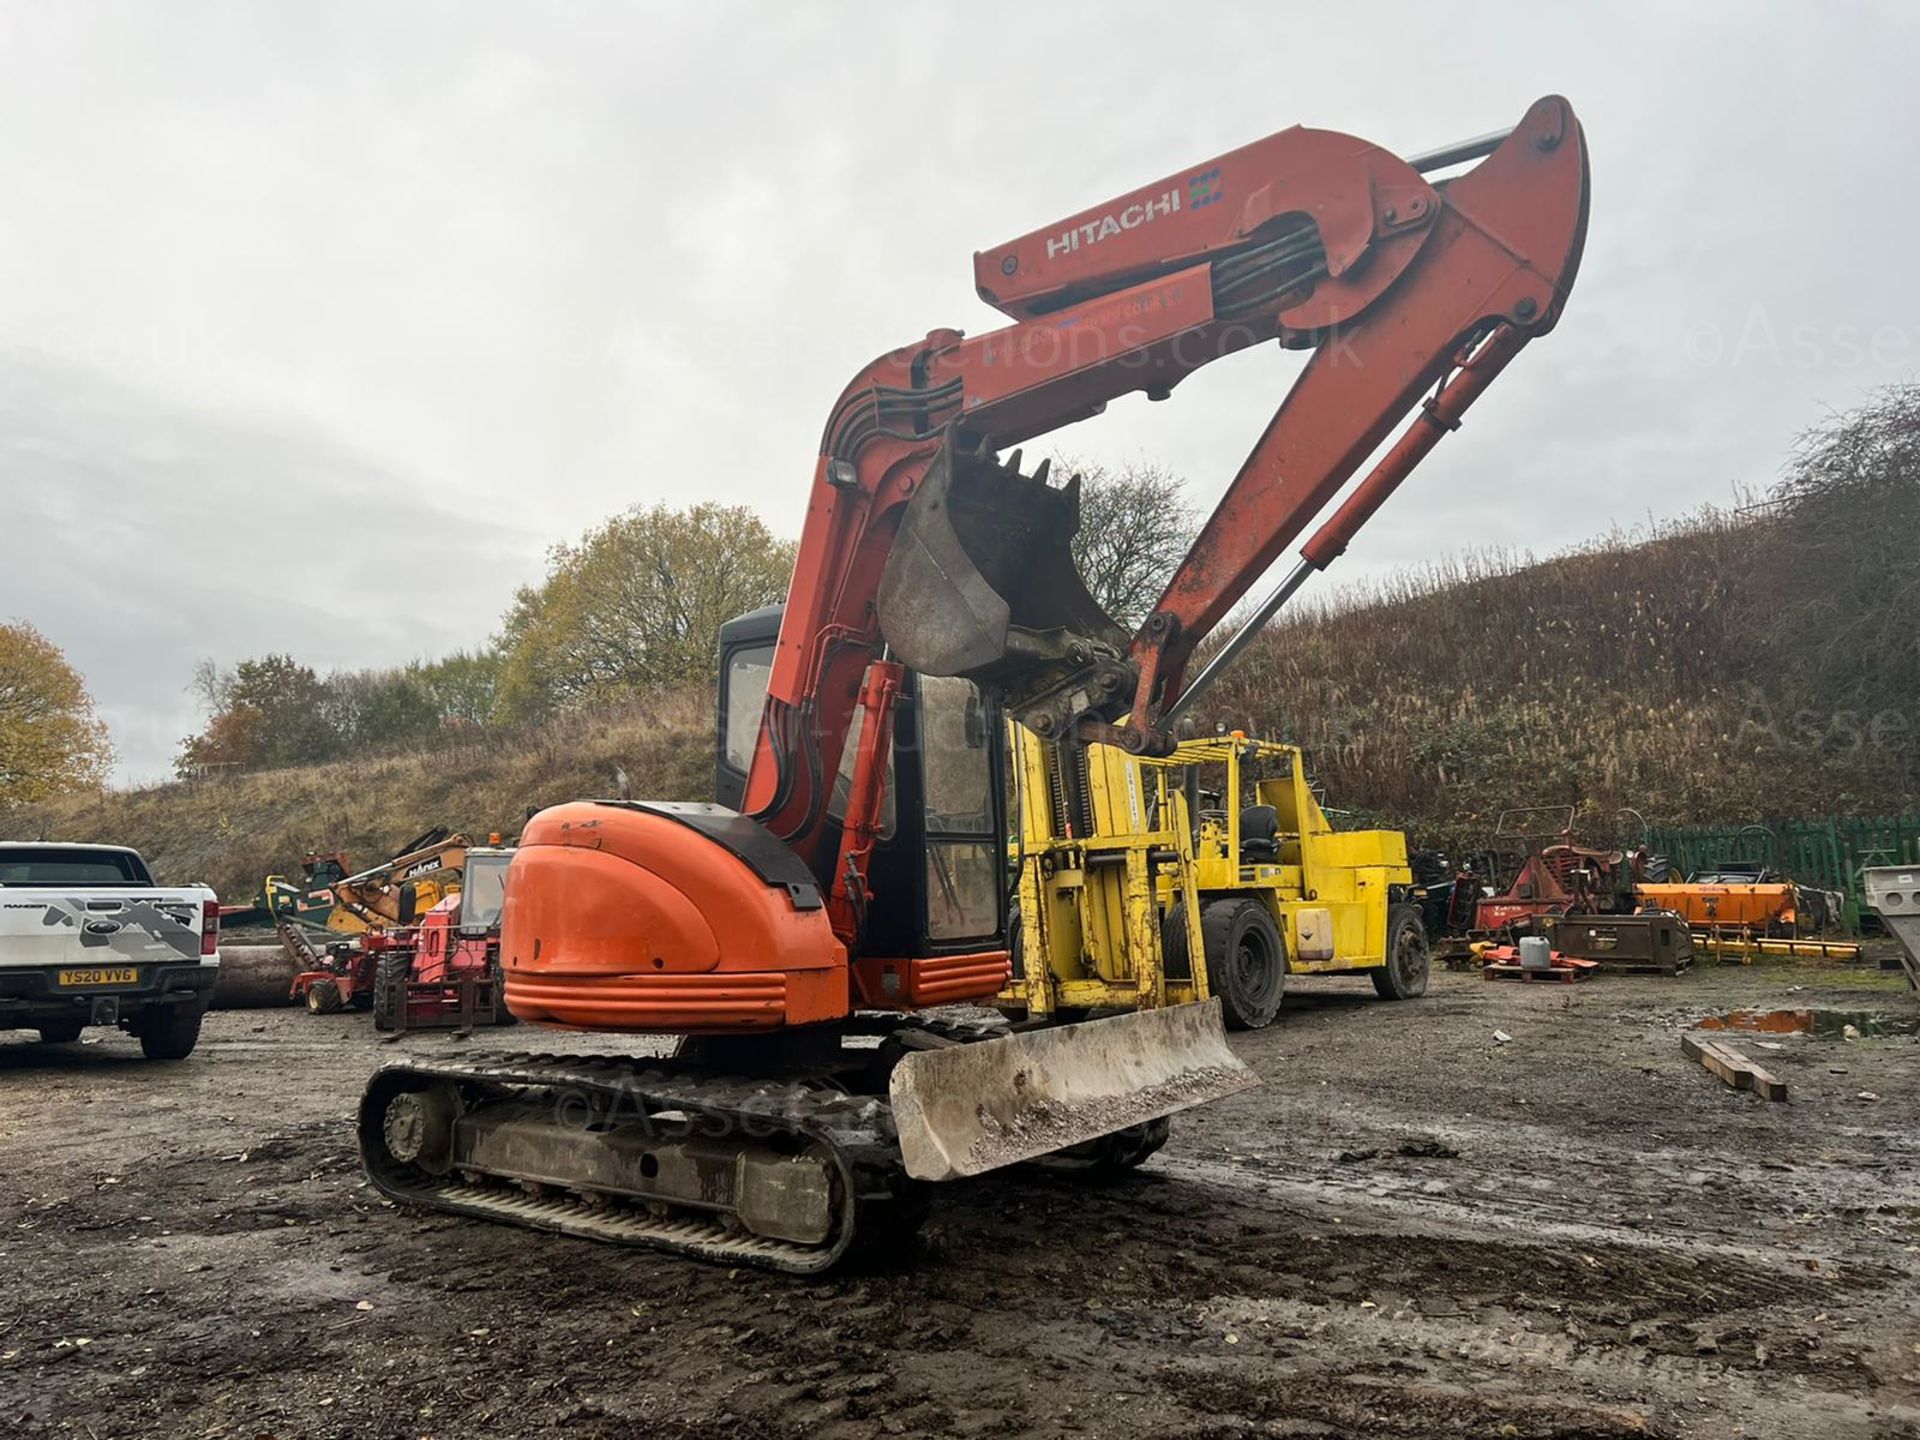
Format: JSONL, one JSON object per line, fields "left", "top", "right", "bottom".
{"left": 361, "top": 98, "right": 1591, "bottom": 1272}
{"left": 1636, "top": 876, "right": 1799, "bottom": 936}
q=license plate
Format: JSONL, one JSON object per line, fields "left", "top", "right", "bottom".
{"left": 58, "top": 967, "right": 139, "bottom": 987}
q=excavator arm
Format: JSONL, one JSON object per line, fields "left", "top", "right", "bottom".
{"left": 749, "top": 96, "right": 1589, "bottom": 888}
{"left": 330, "top": 830, "right": 470, "bottom": 930}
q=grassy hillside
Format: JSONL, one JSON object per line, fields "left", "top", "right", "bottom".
{"left": 11, "top": 501, "right": 1917, "bottom": 897}
{"left": 1202, "top": 509, "right": 1917, "bottom": 853}
{"left": 7, "top": 689, "right": 711, "bottom": 901}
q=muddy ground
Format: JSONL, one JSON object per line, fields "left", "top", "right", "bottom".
{"left": 3, "top": 958, "right": 1918, "bottom": 1440}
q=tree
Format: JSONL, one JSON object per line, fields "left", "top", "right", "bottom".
{"left": 177, "top": 654, "right": 338, "bottom": 775}
{"left": 321, "top": 667, "right": 443, "bottom": 751}
{"left": 0, "top": 622, "right": 114, "bottom": 805}
{"left": 494, "top": 502, "right": 795, "bottom": 721}
{"left": 1059, "top": 459, "right": 1199, "bottom": 628}
{"left": 416, "top": 648, "right": 504, "bottom": 729}
{"left": 1767, "top": 384, "right": 1920, "bottom": 730}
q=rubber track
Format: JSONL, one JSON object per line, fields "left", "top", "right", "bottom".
{"left": 357, "top": 1050, "right": 928, "bottom": 1275}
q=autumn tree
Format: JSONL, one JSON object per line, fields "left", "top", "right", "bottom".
{"left": 415, "top": 649, "right": 504, "bottom": 729}
{"left": 1060, "top": 459, "right": 1199, "bottom": 629}
{"left": 0, "top": 622, "right": 114, "bottom": 805}
{"left": 494, "top": 502, "right": 795, "bottom": 721}
{"left": 177, "top": 654, "right": 337, "bottom": 775}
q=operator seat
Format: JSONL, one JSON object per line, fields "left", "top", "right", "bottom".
{"left": 1240, "top": 805, "right": 1280, "bottom": 861}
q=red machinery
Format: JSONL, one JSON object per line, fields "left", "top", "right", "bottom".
{"left": 1436, "top": 807, "right": 1694, "bottom": 975}
{"left": 370, "top": 848, "right": 514, "bottom": 1034}
{"left": 361, "top": 98, "right": 1591, "bottom": 1272}
{"left": 290, "top": 848, "right": 514, "bottom": 1029}
{"left": 1476, "top": 848, "right": 1649, "bottom": 931}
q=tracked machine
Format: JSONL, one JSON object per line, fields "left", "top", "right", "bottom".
{"left": 360, "top": 98, "right": 1592, "bottom": 1271}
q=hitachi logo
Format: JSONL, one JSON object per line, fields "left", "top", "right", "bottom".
{"left": 1046, "top": 189, "right": 1181, "bottom": 261}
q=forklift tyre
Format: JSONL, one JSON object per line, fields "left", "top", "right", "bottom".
{"left": 1372, "top": 903, "right": 1432, "bottom": 1000}
{"left": 371, "top": 952, "right": 409, "bottom": 1033}
{"left": 1199, "top": 897, "right": 1286, "bottom": 1030}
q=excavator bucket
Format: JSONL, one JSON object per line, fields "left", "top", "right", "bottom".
{"left": 876, "top": 436, "right": 1128, "bottom": 697}
{"left": 888, "top": 999, "right": 1257, "bottom": 1182}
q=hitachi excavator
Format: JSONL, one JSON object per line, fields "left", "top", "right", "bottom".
{"left": 360, "top": 97, "right": 1590, "bottom": 1272}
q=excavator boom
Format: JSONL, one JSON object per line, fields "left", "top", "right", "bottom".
{"left": 881, "top": 95, "right": 1588, "bottom": 754}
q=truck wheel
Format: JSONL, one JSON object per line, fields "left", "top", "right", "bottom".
{"left": 489, "top": 959, "right": 518, "bottom": 1027}
{"left": 138, "top": 1006, "right": 203, "bottom": 1061}
{"left": 1201, "top": 897, "right": 1286, "bottom": 1030}
{"left": 1161, "top": 905, "right": 1193, "bottom": 981}
{"left": 1005, "top": 906, "right": 1089, "bottom": 1021}
{"left": 306, "top": 977, "right": 344, "bottom": 1015}
{"left": 37, "top": 1019, "right": 84, "bottom": 1044}
{"left": 371, "top": 952, "right": 409, "bottom": 1033}
{"left": 1372, "top": 903, "right": 1431, "bottom": 1000}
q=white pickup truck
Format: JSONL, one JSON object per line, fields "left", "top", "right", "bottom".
{"left": 0, "top": 842, "right": 220, "bottom": 1058}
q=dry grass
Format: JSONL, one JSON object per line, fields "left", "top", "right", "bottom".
{"left": 8, "top": 687, "right": 712, "bottom": 900}
{"left": 1197, "top": 509, "right": 1917, "bottom": 852}
{"left": 13, "top": 485, "right": 1918, "bottom": 892}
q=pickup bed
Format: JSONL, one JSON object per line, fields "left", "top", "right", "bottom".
{"left": 0, "top": 843, "right": 220, "bottom": 1058}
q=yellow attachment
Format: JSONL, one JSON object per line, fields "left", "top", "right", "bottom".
{"left": 1694, "top": 931, "right": 1863, "bottom": 964}
{"left": 1011, "top": 728, "right": 1207, "bottom": 1015}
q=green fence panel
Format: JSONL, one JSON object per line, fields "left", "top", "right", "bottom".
{"left": 1645, "top": 816, "right": 1920, "bottom": 934}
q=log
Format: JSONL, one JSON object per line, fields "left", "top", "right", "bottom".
{"left": 212, "top": 944, "right": 299, "bottom": 1009}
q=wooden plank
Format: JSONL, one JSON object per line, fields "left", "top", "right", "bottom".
{"left": 1682, "top": 1033, "right": 1742, "bottom": 1088}
{"left": 1682, "top": 1033, "right": 1788, "bottom": 1102}
{"left": 1745, "top": 1063, "right": 1789, "bottom": 1102}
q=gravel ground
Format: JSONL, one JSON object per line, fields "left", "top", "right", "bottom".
{"left": 3, "top": 958, "right": 1918, "bottom": 1439}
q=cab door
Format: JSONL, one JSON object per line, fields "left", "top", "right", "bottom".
{"left": 713, "top": 606, "right": 1008, "bottom": 962}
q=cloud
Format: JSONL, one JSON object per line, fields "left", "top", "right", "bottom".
{"left": 2, "top": 1, "right": 1919, "bottom": 782}
{"left": 0, "top": 358, "right": 538, "bottom": 781}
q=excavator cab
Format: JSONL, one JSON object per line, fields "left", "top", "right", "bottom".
{"left": 716, "top": 603, "right": 1009, "bottom": 960}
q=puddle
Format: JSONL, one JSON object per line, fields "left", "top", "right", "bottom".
{"left": 1698, "top": 1008, "right": 1920, "bottom": 1038}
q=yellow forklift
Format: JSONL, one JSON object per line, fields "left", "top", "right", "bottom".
{"left": 1006, "top": 730, "right": 1429, "bottom": 1028}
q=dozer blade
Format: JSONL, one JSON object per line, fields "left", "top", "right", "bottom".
{"left": 876, "top": 435, "right": 1131, "bottom": 723}
{"left": 888, "top": 999, "right": 1258, "bottom": 1182}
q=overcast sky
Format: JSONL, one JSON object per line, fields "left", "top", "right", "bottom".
{"left": 2, "top": 1, "right": 1916, "bottom": 783}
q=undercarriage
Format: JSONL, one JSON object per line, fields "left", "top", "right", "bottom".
{"left": 357, "top": 1014, "right": 1204, "bottom": 1274}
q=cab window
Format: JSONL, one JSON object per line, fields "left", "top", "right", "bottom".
{"left": 722, "top": 644, "right": 775, "bottom": 774}
{"left": 917, "top": 675, "right": 997, "bottom": 940}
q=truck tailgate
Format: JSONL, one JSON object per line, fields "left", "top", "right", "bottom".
{"left": 0, "top": 889, "right": 213, "bottom": 969}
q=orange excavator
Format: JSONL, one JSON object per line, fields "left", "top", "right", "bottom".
{"left": 360, "top": 97, "right": 1591, "bottom": 1272}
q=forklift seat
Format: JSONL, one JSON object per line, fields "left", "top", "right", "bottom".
{"left": 1240, "top": 805, "right": 1280, "bottom": 861}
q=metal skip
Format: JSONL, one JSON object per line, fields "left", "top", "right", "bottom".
{"left": 888, "top": 999, "right": 1258, "bottom": 1182}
